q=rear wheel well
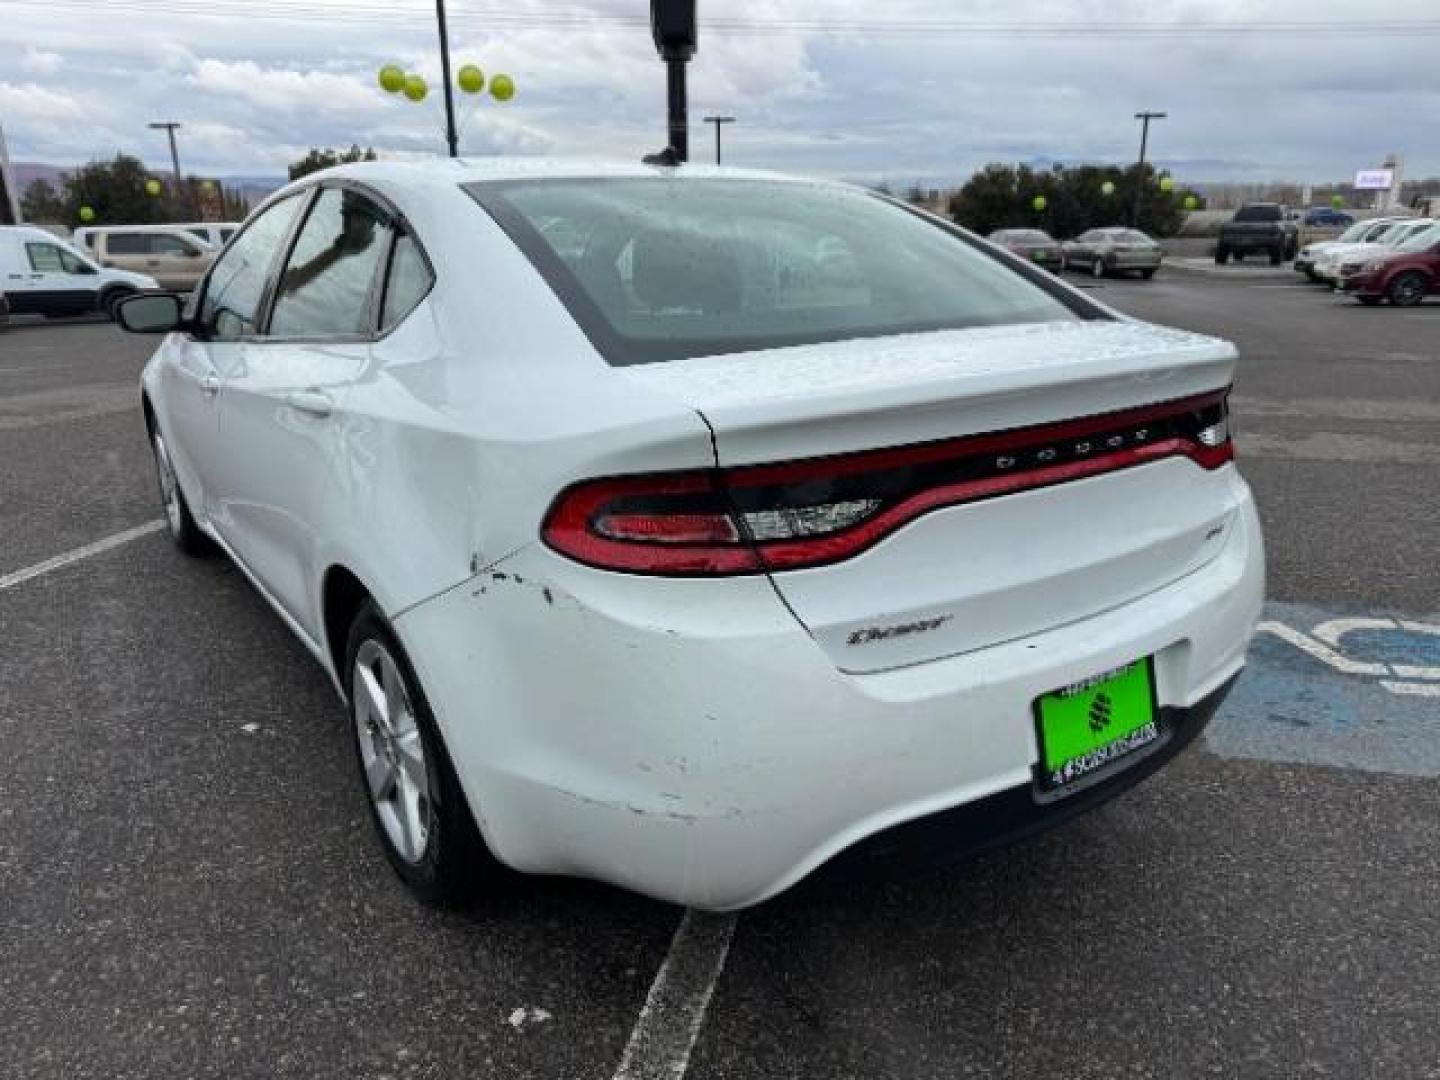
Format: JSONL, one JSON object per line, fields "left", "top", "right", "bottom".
{"left": 322, "top": 567, "right": 372, "bottom": 685}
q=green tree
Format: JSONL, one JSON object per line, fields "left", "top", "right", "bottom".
{"left": 21, "top": 178, "right": 69, "bottom": 223}
{"left": 288, "top": 145, "right": 378, "bottom": 181}
{"left": 63, "top": 154, "right": 170, "bottom": 225}
{"left": 950, "top": 161, "right": 1188, "bottom": 239}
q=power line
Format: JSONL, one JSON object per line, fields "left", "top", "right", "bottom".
{"left": 8, "top": 0, "right": 1440, "bottom": 37}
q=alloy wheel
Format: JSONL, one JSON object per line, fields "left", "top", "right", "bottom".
{"left": 352, "top": 639, "right": 433, "bottom": 864}
{"left": 1389, "top": 274, "right": 1426, "bottom": 307}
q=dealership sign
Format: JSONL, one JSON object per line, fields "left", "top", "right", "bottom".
{"left": 1354, "top": 169, "right": 1395, "bottom": 191}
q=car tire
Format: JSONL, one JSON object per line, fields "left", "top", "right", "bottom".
{"left": 1214, "top": 247, "right": 1229, "bottom": 265}
{"left": 1269, "top": 247, "right": 1284, "bottom": 266}
{"left": 1356, "top": 296, "right": 1382, "bottom": 306}
{"left": 1386, "top": 271, "right": 1429, "bottom": 307}
{"left": 150, "top": 429, "right": 212, "bottom": 556}
{"left": 99, "top": 286, "right": 135, "bottom": 321}
{"left": 1140, "top": 269, "right": 1156, "bottom": 280}
{"left": 345, "top": 602, "right": 497, "bottom": 905}
{"left": 1091, "top": 257, "right": 1106, "bottom": 278}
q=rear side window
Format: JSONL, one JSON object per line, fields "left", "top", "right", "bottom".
{"left": 380, "top": 233, "right": 434, "bottom": 330}
{"left": 470, "top": 178, "right": 1091, "bottom": 365}
{"left": 106, "top": 233, "right": 148, "bottom": 255}
{"left": 269, "top": 187, "right": 393, "bottom": 338}
{"left": 201, "top": 192, "right": 305, "bottom": 341}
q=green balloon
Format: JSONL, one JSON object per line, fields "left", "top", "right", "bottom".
{"left": 457, "top": 64, "right": 484, "bottom": 94}
{"left": 402, "top": 73, "right": 428, "bottom": 102}
{"left": 1031, "top": 195, "right": 1047, "bottom": 212}
{"left": 145, "top": 179, "right": 162, "bottom": 197}
{"left": 79, "top": 206, "right": 96, "bottom": 223}
{"left": 489, "top": 73, "right": 515, "bottom": 102}
{"left": 1101, "top": 180, "right": 1116, "bottom": 197}
{"left": 378, "top": 64, "right": 405, "bottom": 94}
{"left": 1159, "top": 176, "right": 1175, "bottom": 193}
{"left": 1331, "top": 194, "right": 1345, "bottom": 209}
{"left": 1184, "top": 195, "right": 1199, "bottom": 210}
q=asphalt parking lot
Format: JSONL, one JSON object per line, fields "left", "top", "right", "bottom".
{"left": 2, "top": 270, "right": 1437, "bottom": 1079}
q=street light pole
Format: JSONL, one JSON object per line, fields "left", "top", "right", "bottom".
{"left": 1132, "top": 110, "right": 1166, "bottom": 227}
{"left": 435, "top": 0, "right": 459, "bottom": 158}
{"left": 703, "top": 115, "right": 735, "bottom": 165}
{"left": 148, "top": 121, "right": 192, "bottom": 217}
{"left": 0, "top": 120, "right": 22, "bottom": 225}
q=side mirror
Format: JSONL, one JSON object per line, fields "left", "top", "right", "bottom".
{"left": 116, "top": 292, "right": 185, "bottom": 334}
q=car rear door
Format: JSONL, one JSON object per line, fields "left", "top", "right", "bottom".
{"left": 210, "top": 182, "right": 395, "bottom": 639}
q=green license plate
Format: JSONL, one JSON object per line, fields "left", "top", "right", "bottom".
{"left": 1035, "top": 658, "right": 1159, "bottom": 792}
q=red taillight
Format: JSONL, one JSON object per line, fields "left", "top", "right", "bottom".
{"left": 542, "top": 389, "right": 1233, "bottom": 576}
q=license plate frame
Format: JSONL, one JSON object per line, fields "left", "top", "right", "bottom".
{"left": 1033, "top": 658, "right": 1161, "bottom": 797}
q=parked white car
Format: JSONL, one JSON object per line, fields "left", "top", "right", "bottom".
{"left": 118, "top": 161, "right": 1263, "bottom": 910}
{"left": 0, "top": 225, "right": 158, "bottom": 319}
{"left": 1313, "top": 218, "right": 1434, "bottom": 283}
{"left": 1294, "top": 217, "right": 1407, "bottom": 281}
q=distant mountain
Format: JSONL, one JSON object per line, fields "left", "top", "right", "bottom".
{"left": 11, "top": 162, "right": 286, "bottom": 212}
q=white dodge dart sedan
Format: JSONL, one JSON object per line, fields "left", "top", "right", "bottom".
{"left": 118, "top": 160, "right": 1264, "bottom": 910}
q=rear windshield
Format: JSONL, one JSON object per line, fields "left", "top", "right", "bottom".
{"left": 1234, "top": 205, "right": 1283, "bottom": 223}
{"left": 469, "top": 178, "right": 1094, "bottom": 365}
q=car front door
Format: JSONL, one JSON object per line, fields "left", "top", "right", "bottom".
{"left": 210, "top": 183, "right": 396, "bottom": 639}
{"left": 147, "top": 232, "right": 211, "bottom": 291}
{"left": 97, "top": 232, "right": 152, "bottom": 277}
{"left": 9, "top": 239, "right": 103, "bottom": 316}
{"left": 161, "top": 192, "right": 308, "bottom": 526}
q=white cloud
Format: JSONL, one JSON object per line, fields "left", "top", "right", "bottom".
{"left": 0, "top": 81, "right": 84, "bottom": 124}
{"left": 20, "top": 47, "right": 63, "bottom": 75}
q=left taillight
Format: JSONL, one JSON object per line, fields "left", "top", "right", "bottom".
{"left": 541, "top": 471, "right": 761, "bottom": 575}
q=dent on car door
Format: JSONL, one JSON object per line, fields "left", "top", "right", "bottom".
{"left": 164, "top": 192, "right": 309, "bottom": 532}
{"left": 211, "top": 185, "right": 394, "bottom": 640}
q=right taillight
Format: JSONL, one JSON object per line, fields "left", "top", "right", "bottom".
{"left": 542, "top": 389, "right": 1233, "bottom": 576}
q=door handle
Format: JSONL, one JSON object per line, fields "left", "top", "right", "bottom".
{"left": 201, "top": 375, "right": 220, "bottom": 397}
{"left": 286, "top": 389, "right": 334, "bottom": 418}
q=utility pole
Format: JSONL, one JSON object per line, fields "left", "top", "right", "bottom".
{"left": 1132, "top": 111, "right": 1166, "bottom": 227}
{"left": 703, "top": 115, "right": 735, "bottom": 165}
{"left": 435, "top": 0, "right": 459, "bottom": 157}
{"left": 148, "top": 121, "right": 192, "bottom": 217}
{"left": 644, "top": 0, "right": 697, "bottom": 165}
{"left": 0, "top": 120, "right": 22, "bottom": 225}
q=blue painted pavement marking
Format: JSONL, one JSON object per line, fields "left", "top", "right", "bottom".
{"left": 1206, "top": 601, "right": 1440, "bottom": 778}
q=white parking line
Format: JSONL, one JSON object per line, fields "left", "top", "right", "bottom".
{"left": 0, "top": 520, "right": 166, "bottom": 592}
{"left": 612, "top": 910, "right": 738, "bottom": 1080}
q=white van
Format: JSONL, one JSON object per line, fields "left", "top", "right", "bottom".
{"left": 1, "top": 226, "right": 159, "bottom": 319}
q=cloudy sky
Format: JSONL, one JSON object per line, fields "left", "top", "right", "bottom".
{"left": 2, "top": 0, "right": 1437, "bottom": 185}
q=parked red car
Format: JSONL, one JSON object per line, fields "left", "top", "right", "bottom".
{"left": 1341, "top": 224, "right": 1440, "bottom": 306}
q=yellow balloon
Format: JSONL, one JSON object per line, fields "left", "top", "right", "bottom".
{"left": 402, "top": 73, "right": 428, "bottom": 102}
{"left": 457, "top": 64, "right": 484, "bottom": 94}
{"left": 378, "top": 64, "right": 406, "bottom": 94}
{"left": 1159, "top": 176, "right": 1175, "bottom": 192}
{"left": 79, "top": 206, "right": 96, "bottom": 223}
{"left": 489, "top": 73, "right": 515, "bottom": 102}
{"left": 145, "top": 179, "right": 162, "bottom": 197}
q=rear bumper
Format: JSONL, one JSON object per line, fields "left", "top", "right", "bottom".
{"left": 396, "top": 481, "right": 1264, "bottom": 910}
{"left": 1107, "top": 252, "right": 1163, "bottom": 269}
{"left": 1221, "top": 233, "right": 1286, "bottom": 252}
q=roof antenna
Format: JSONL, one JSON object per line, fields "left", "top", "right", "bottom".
{"left": 642, "top": 0, "right": 696, "bottom": 166}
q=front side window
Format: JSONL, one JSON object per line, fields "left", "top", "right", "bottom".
{"left": 26, "top": 242, "right": 90, "bottom": 274}
{"left": 471, "top": 178, "right": 1091, "bottom": 366}
{"left": 150, "top": 233, "right": 202, "bottom": 256}
{"left": 269, "top": 188, "right": 393, "bottom": 338}
{"left": 200, "top": 193, "right": 305, "bottom": 342}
